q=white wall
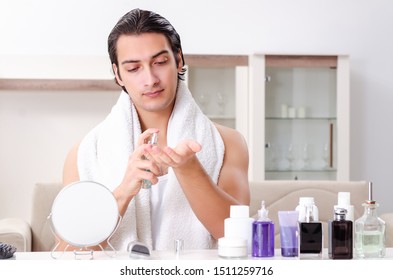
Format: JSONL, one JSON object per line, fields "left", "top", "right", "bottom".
{"left": 1, "top": 0, "right": 393, "bottom": 221}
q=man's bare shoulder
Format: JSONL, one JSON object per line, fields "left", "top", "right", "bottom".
{"left": 214, "top": 123, "right": 248, "bottom": 153}
{"left": 213, "top": 123, "right": 249, "bottom": 204}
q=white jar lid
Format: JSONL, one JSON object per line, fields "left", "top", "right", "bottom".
{"left": 218, "top": 237, "right": 247, "bottom": 247}
{"left": 218, "top": 237, "right": 247, "bottom": 258}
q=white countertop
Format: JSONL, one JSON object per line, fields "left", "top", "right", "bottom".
{"left": 5, "top": 248, "right": 393, "bottom": 280}
{"left": 11, "top": 248, "right": 393, "bottom": 260}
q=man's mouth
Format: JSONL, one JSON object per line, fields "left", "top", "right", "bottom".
{"left": 143, "top": 89, "right": 163, "bottom": 97}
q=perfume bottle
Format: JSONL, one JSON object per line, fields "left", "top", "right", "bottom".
{"left": 141, "top": 132, "right": 158, "bottom": 189}
{"left": 297, "top": 197, "right": 323, "bottom": 259}
{"left": 252, "top": 201, "right": 274, "bottom": 257}
{"left": 354, "top": 200, "right": 386, "bottom": 258}
{"left": 328, "top": 208, "right": 353, "bottom": 259}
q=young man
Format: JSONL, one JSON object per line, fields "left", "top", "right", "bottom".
{"left": 63, "top": 8, "right": 249, "bottom": 251}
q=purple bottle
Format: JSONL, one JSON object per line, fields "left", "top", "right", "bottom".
{"left": 252, "top": 201, "right": 275, "bottom": 257}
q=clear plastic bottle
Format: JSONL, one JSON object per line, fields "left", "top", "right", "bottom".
{"left": 354, "top": 200, "right": 386, "bottom": 258}
{"left": 252, "top": 201, "right": 275, "bottom": 257}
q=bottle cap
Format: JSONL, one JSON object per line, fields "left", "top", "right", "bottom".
{"left": 334, "top": 208, "right": 347, "bottom": 220}
{"left": 337, "top": 192, "right": 351, "bottom": 206}
{"left": 363, "top": 200, "right": 379, "bottom": 208}
{"left": 230, "top": 205, "right": 250, "bottom": 218}
{"left": 299, "top": 197, "right": 314, "bottom": 206}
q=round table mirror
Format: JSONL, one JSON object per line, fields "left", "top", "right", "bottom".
{"left": 50, "top": 181, "right": 119, "bottom": 248}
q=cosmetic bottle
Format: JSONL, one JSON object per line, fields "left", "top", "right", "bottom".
{"left": 354, "top": 200, "right": 386, "bottom": 258}
{"left": 297, "top": 197, "right": 323, "bottom": 259}
{"left": 252, "top": 201, "right": 274, "bottom": 257}
{"left": 328, "top": 208, "right": 353, "bottom": 259}
{"left": 334, "top": 192, "right": 354, "bottom": 222}
{"left": 141, "top": 132, "right": 158, "bottom": 189}
{"left": 224, "top": 205, "right": 254, "bottom": 255}
{"left": 278, "top": 211, "right": 299, "bottom": 257}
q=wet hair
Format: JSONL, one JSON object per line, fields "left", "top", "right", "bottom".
{"left": 108, "top": 8, "right": 186, "bottom": 89}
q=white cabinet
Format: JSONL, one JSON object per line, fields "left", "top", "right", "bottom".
{"left": 182, "top": 54, "right": 350, "bottom": 182}
{"left": 249, "top": 54, "right": 350, "bottom": 181}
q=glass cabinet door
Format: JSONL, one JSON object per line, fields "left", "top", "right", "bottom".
{"left": 265, "top": 60, "right": 337, "bottom": 180}
{"left": 183, "top": 55, "right": 248, "bottom": 133}
{"left": 249, "top": 54, "right": 350, "bottom": 181}
{"left": 187, "top": 66, "right": 236, "bottom": 128}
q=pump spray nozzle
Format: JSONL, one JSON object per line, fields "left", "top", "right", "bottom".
{"left": 258, "top": 201, "right": 270, "bottom": 221}
{"left": 305, "top": 204, "right": 314, "bottom": 223}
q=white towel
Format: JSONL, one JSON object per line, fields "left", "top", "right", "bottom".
{"left": 77, "top": 80, "right": 225, "bottom": 251}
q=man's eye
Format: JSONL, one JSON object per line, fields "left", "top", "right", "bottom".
{"left": 127, "top": 67, "right": 138, "bottom": 72}
{"left": 155, "top": 60, "right": 168, "bottom": 65}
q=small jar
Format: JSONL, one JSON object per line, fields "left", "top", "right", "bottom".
{"left": 218, "top": 237, "right": 247, "bottom": 259}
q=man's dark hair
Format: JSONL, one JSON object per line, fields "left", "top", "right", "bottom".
{"left": 108, "top": 8, "right": 186, "bottom": 89}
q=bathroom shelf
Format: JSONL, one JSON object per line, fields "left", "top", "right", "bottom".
{"left": 0, "top": 78, "right": 119, "bottom": 91}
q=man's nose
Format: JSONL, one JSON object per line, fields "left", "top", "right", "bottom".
{"left": 144, "top": 67, "right": 159, "bottom": 86}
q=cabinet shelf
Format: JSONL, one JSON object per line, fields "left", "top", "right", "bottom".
{"left": 266, "top": 169, "right": 337, "bottom": 172}
{"left": 266, "top": 117, "right": 337, "bottom": 121}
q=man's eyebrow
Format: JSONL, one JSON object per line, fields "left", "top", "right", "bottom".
{"left": 121, "top": 50, "right": 169, "bottom": 65}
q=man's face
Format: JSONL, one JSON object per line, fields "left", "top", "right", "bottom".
{"left": 113, "top": 32, "right": 182, "bottom": 114}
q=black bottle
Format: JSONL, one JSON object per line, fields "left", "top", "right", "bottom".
{"left": 298, "top": 198, "right": 323, "bottom": 259}
{"left": 329, "top": 208, "right": 353, "bottom": 259}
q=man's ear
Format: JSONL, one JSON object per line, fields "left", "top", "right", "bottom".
{"left": 177, "top": 51, "right": 184, "bottom": 72}
{"left": 113, "top": 63, "right": 125, "bottom": 86}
